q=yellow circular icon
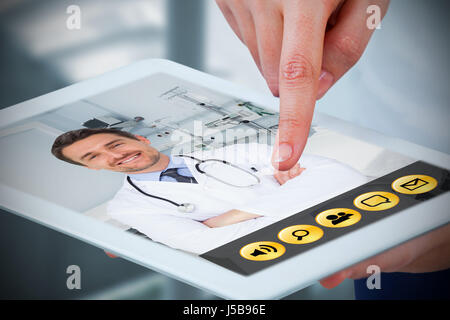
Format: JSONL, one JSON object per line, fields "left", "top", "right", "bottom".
{"left": 278, "top": 225, "right": 324, "bottom": 244}
{"left": 354, "top": 191, "right": 400, "bottom": 211}
{"left": 315, "top": 208, "right": 361, "bottom": 228}
{"left": 392, "top": 175, "right": 438, "bottom": 195}
{"left": 239, "top": 241, "right": 286, "bottom": 261}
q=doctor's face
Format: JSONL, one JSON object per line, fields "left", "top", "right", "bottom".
{"left": 62, "top": 133, "right": 162, "bottom": 173}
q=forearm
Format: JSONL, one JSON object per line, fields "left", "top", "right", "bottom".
{"left": 203, "top": 209, "right": 261, "bottom": 228}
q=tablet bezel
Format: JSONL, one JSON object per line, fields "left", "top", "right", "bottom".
{"left": 0, "top": 59, "right": 449, "bottom": 299}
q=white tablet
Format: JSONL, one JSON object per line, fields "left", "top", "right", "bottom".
{"left": 0, "top": 59, "right": 448, "bottom": 299}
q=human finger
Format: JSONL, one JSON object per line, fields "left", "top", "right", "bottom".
{"left": 272, "top": 0, "right": 335, "bottom": 171}
{"left": 318, "top": 0, "right": 390, "bottom": 99}
{"left": 225, "top": 1, "right": 262, "bottom": 72}
{"left": 215, "top": 0, "right": 245, "bottom": 43}
{"left": 104, "top": 250, "right": 118, "bottom": 258}
{"left": 319, "top": 270, "right": 350, "bottom": 289}
{"left": 252, "top": 1, "right": 284, "bottom": 96}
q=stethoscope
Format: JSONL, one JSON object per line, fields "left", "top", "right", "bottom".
{"left": 126, "top": 155, "right": 261, "bottom": 213}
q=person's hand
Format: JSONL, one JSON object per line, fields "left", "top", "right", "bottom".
{"left": 319, "top": 223, "right": 450, "bottom": 289}
{"left": 216, "top": 0, "right": 389, "bottom": 170}
{"left": 273, "top": 163, "right": 305, "bottom": 185}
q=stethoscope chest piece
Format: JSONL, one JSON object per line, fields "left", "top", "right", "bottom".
{"left": 178, "top": 203, "right": 195, "bottom": 213}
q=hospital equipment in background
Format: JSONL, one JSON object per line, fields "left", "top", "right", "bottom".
{"left": 79, "top": 85, "right": 279, "bottom": 156}
{"left": 83, "top": 116, "right": 145, "bottom": 130}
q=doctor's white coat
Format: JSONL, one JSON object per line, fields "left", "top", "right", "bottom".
{"left": 107, "top": 143, "right": 368, "bottom": 254}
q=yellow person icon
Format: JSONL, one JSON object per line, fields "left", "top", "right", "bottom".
{"left": 240, "top": 241, "right": 286, "bottom": 261}
{"left": 392, "top": 175, "right": 438, "bottom": 195}
{"left": 354, "top": 191, "right": 399, "bottom": 211}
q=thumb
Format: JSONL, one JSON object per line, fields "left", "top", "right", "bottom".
{"left": 319, "top": 270, "right": 350, "bottom": 289}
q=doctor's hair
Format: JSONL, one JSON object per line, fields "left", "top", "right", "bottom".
{"left": 51, "top": 128, "right": 139, "bottom": 166}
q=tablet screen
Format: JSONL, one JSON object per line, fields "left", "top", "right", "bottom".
{"left": 1, "top": 71, "right": 448, "bottom": 276}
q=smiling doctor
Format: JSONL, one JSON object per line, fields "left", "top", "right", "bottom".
{"left": 51, "top": 128, "right": 367, "bottom": 254}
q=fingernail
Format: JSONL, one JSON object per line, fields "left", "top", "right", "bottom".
{"left": 317, "top": 70, "right": 334, "bottom": 99}
{"left": 273, "top": 143, "right": 292, "bottom": 162}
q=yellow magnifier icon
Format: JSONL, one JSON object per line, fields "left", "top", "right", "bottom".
{"left": 278, "top": 225, "right": 324, "bottom": 244}
{"left": 292, "top": 229, "right": 309, "bottom": 241}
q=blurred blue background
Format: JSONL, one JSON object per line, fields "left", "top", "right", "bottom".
{"left": 0, "top": 0, "right": 448, "bottom": 299}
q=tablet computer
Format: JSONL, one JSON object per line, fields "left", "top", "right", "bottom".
{"left": 0, "top": 59, "right": 448, "bottom": 299}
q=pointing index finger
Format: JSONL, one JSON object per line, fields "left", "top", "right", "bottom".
{"left": 272, "top": 1, "right": 331, "bottom": 171}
